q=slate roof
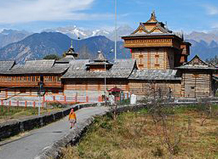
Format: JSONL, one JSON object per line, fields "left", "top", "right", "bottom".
{"left": 177, "top": 55, "right": 216, "bottom": 70}
{"left": 0, "top": 61, "right": 15, "bottom": 73}
{"left": 129, "top": 69, "right": 181, "bottom": 81}
{"left": 56, "top": 57, "right": 75, "bottom": 63}
{"left": 62, "top": 59, "right": 136, "bottom": 79}
{"left": 2, "top": 60, "right": 69, "bottom": 75}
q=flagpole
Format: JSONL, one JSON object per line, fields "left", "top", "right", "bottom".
{"left": 115, "top": 0, "right": 117, "bottom": 62}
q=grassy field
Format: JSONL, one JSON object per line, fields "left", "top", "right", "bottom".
{"left": 60, "top": 105, "right": 218, "bottom": 159}
{"left": 0, "top": 103, "right": 66, "bottom": 123}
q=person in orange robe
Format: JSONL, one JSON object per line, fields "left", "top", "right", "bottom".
{"left": 68, "top": 109, "right": 77, "bottom": 129}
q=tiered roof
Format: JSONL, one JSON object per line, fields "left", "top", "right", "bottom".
{"left": 86, "top": 51, "right": 113, "bottom": 68}
{"left": 122, "top": 11, "right": 183, "bottom": 39}
{"left": 57, "top": 40, "right": 78, "bottom": 64}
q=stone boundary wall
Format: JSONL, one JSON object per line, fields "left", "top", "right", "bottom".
{"left": 0, "top": 103, "right": 100, "bottom": 141}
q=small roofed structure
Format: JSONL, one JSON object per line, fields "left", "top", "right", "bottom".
{"left": 177, "top": 55, "right": 216, "bottom": 98}
{"left": 86, "top": 51, "right": 113, "bottom": 71}
{"left": 177, "top": 55, "right": 216, "bottom": 70}
{"left": 57, "top": 40, "right": 78, "bottom": 64}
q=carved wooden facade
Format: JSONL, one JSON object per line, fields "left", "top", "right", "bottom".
{"left": 122, "top": 11, "right": 191, "bottom": 70}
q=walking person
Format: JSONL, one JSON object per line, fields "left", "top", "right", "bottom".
{"left": 69, "top": 109, "right": 77, "bottom": 129}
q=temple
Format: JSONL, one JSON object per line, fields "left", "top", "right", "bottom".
{"left": 122, "top": 11, "right": 191, "bottom": 70}
{"left": 0, "top": 12, "right": 217, "bottom": 106}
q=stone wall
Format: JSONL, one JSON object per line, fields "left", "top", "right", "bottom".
{"left": 0, "top": 103, "right": 99, "bottom": 141}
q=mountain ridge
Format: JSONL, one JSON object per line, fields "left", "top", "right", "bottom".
{"left": 0, "top": 32, "right": 131, "bottom": 63}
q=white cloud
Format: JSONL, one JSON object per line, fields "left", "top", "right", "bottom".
{"left": 204, "top": 5, "right": 218, "bottom": 15}
{"left": 0, "top": 0, "right": 111, "bottom": 23}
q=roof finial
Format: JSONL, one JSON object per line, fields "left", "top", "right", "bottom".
{"left": 147, "top": 10, "right": 157, "bottom": 23}
{"left": 151, "top": 10, "right": 156, "bottom": 19}
{"left": 70, "top": 39, "right": 73, "bottom": 48}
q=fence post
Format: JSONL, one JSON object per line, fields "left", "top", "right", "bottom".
{"left": 98, "top": 96, "right": 102, "bottom": 102}
{"left": 25, "top": 101, "right": 27, "bottom": 108}
{"left": 75, "top": 94, "right": 77, "bottom": 103}
{"left": 17, "top": 101, "right": 19, "bottom": 107}
{"left": 33, "top": 101, "right": 35, "bottom": 108}
{"left": 9, "top": 101, "right": 11, "bottom": 106}
{"left": 64, "top": 95, "right": 66, "bottom": 103}
{"left": 86, "top": 96, "right": 89, "bottom": 103}
{"left": 1, "top": 100, "right": 3, "bottom": 106}
{"left": 53, "top": 96, "right": 56, "bottom": 102}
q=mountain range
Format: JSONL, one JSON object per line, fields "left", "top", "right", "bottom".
{"left": 43, "top": 25, "right": 133, "bottom": 41}
{"left": 1, "top": 26, "right": 218, "bottom": 62}
{"left": 0, "top": 32, "right": 130, "bottom": 63}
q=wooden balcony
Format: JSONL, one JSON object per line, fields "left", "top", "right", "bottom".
{"left": 0, "top": 81, "right": 63, "bottom": 88}
{"left": 43, "top": 82, "right": 62, "bottom": 88}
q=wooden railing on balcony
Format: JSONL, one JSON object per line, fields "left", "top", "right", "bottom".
{"left": 0, "top": 75, "right": 63, "bottom": 88}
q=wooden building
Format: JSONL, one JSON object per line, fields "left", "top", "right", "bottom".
{"left": 122, "top": 11, "right": 191, "bottom": 70}
{"left": 177, "top": 55, "right": 216, "bottom": 98}
{"left": 0, "top": 12, "right": 217, "bottom": 104}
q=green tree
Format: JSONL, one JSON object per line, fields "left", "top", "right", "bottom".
{"left": 43, "top": 54, "right": 61, "bottom": 60}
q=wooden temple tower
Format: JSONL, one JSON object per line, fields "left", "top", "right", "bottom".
{"left": 122, "top": 11, "right": 191, "bottom": 70}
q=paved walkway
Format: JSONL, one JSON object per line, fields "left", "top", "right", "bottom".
{"left": 0, "top": 107, "right": 109, "bottom": 159}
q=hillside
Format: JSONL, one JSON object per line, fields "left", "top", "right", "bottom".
{"left": 0, "top": 32, "right": 131, "bottom": 63}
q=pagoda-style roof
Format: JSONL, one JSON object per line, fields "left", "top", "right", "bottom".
{"left": 177, "top": 55, "right": 216, "bottom": 70}
{"left": 57, "top": 41, "right": 78, "bottom": 64}
{"left": 122, "top": 11, "right": 181, "bottom": 39}
{"left": 86, "top": 51, "right": 113, "bottom": 68}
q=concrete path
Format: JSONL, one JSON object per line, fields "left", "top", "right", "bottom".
{"left": 0, "top": 107, "right": 109, "bottom": 159}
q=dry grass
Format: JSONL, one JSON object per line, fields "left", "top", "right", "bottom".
{"left": 0, "top": 105, "right": 63, "bottom": 124}
{"left": 60, "top": 106, "right": 218, "bottom": 159}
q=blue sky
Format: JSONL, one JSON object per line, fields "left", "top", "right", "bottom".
{"left": 0, "top": 0, "right": 218, "bottom": 33}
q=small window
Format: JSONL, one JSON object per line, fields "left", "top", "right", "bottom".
{"left": 191, "top": 86, "right": 195, "bottom": 89}
{"left": 155, "top": 54, "right": 159, "bottom": 58}
{"left": 20, "top": 89, "right": 26, "bottom": 93}
{"left": 139, "top": 55, "right": 143, "bottom": 58}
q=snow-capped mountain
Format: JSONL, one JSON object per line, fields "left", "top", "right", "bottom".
{"left": 43, "top": 25, "right": 133, "bottom": 41}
